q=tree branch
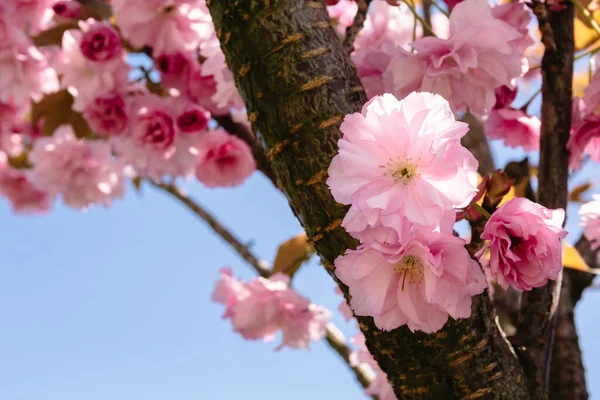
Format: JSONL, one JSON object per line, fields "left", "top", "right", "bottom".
{"left": 461, "top": 113, "right": 495, "bottom": 176}
{"left": 213, "top": 114, "right": 278, "bottom": 187}
{"left": 342, "top": 0, "right": 370, "bottom": 54}
{"left": 207, "top": 1, "right": 529, "bottom": 398}
{"left": 517, "top": 2, "right": 574, "bottom": 397}
{"left": 549, "top": 235, "right": 599, "bottom": 400}
{"left": 149, "top": 181, "right": 374, "bottom": 396}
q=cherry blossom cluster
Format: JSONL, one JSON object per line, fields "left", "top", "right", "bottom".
{"left": 0, "top": 0, "right": 255, "bottom": 213}
{"left": 328, "top": 89, "right": 569, "bottom": 335}
{"left": 212, "top": 268, "right": 331, "bottom": 350}
{"left": 328, "top": 91, "right": 486, "bottom": 333}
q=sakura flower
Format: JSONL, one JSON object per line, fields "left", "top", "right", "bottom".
{"left": 0, "top": 42, "right": 58, "bottom": 103}
{"left": 384, "top": 0, "right": 524, "bottom": 115}
{"left": 335, "top": 232, "right": 486, "bottom": 333}
{"left": 52, "top": 1, "right": 81, "bottom": 19}
{"left": 113, "top": 94, "right": 200, "bottom": 181}
{"left": 0, "top": 151, "right": 53, "bottom": 213}
{"left": 476, "top": 198, "right": 567, "bottom": 291}
{"left": 327, "top": 0, "right": 358, "bottom": 35}
{"left": 327, "top": 92, "right": 478, "bottom": 241}
{"left": 83, "top": 92, "right": 129, "bottom": 136}
{"left": 580, "top": 195, "right": 600, "bottom": 251}
{"left": 29, "top": 127, "right": 125, "bottom": 209}
{"left": 12, "top": 0, "right": 54, "bottom": 35}
{"left": 491, "top": 2, "right": 536, "bottom": 52}
{"left": 568, "top": 114, "right": 600, "bottom": 170}
{"left": 58, "top": 25, "right": 128, "bottom": 110}
{"left": 353, "top": 2, "right": 418, "bottom": 52}
{"left": 177, "top": 105, "right": 210, "bottom": 134}
{"left": 112, "top": 0, "right": 213, "bottom": 55}
{"left": 584, "top": 70, "right": 600, "bottom": 114}
{"left": 199, "top": 39, "right": 245, "bottom": 112}
{"left": 484, "top": 108, "right": 540, "bottom": 151}
{"left": 494, "top": 85, "right": 518, "bottom": 109}
{"left": 156, "top": 51, "right": 194, "bottom": 91}
{"left": 211, "top": 268, "right": 249, "bottom": 318}
{"left": 334, "top": 286, "right": 354, "bottom": 321}
{"left": 212, "top": 270, "right": 330, "bottom": 350}
{"left": 350, "top": 334, "right": 396, "bottom": 400}
{"left": 185, "top": 62, "right": 223, "bottom": 115}
{"left": 195, "top": 129, "right": 256, "bottom": 188}
{"left": 79, "top": 22, "right": 122, "bottom": 62}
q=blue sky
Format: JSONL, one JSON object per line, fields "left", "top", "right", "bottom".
{"left": 1, "top": 140, "right": 599, "bottom": 399}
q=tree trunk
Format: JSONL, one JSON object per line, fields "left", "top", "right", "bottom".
{"left": 207, "top": 0, "right": 586, "bottom": 398}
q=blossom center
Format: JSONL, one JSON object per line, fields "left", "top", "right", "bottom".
{"left": 382, "top": 157, "right": 419, "bottom": 184}
{"left": 395, "top": 255, "right": 425, "bottom": 291}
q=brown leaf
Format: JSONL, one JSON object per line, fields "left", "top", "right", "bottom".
{"left": 79, "top": 0, "right": 113, "bottom": 19}
{"left": 569, "top": 182, "right": 594, "bottom": 203}
{"left": 131, "top": 177, "right": 143, "bottom": 192}
{"left": 31, "top": 90, "right": 74, "bottom": 136}
{"left": 272, "top": 233, "right": 314, "bottom": 279}
{"left": 32, "top": 22, "right": 79, "bottom": 47}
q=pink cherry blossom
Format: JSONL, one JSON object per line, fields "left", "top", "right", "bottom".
{"left": 52, "top": 1, "right": 81, "bottom": 19}
{"left": 579, "top": 202, "right": 600, "bottom": 276}
{"left": 584, "top": 70, "right": 600, "bottom": 114}
{"left": 494, "top": 85, "right": 518, "bottom": 109}
{"left": 211, "top": 268, "right": 250, "bottom": 318}
{"left": 491, "top": 3, "right": 536, "bottom": 52}
{"left": 83, "top": 92, "right": 129, "bottom": 136}
{"left": 580, "top": 195, "right": 600, "bottom": 251}
{"left": 484, "top": 108, "right": 541, "bottom": 151}
{"left": 476, "top": 198, "right": 567, "bottom": 291}
{"left": 568, "top": 114, "right": 600, "bottom": 170}
{"left": 350, "top": 333, "right": 396, "bottom": 400}
{"left": 443, "top": 0, "right": 463, "bottom": 10}
{"left": 112, "top": 0, "right": 213, "bottom": 55}
{"left": 177, "top": 105, "right": 210, "bottom": 134}
{"left": 354, "top": 2, "right": 418, "bottom": 52}
{"left": 58, "top": 25, "right": 129, "bottom": 111}
{"left": 327, "top": 92, "right": 478, "bottom": 241}
{"left": 212, "top": 270, "right": 330, "bottom": 349}
{"left": 327, "top": 0, "right": 358, "bottom": 35}
{"left": 29, "top": 127, "right": 126, "bottom": 209}
{"left": 79, "top": 22, "right": 122, "bottom": 62}
{"left": 195, "top": 129, "right": 256, "bottom": 188}
{"left": 199, "top": 39, "right": 245, "bottom": 112}
{"left": 0, "top": 151, "right": 53, "bottom": 213}
{"left": 335, "top": 232, "right": 486, "bottom": 333}
{"left": 156, "top": 51, "right": 194, "bottom": 91}
{"left": 185, "top": 62, "right": 223, "bottom": 115}
{"left": 0, "top": 41, "right": 58, "bottom": 103}
{"left": 334, "top": 286, "right": 354, "bottom": 321}
{"left": 384, "top": 0, "right": 524, "bottom": 115}
{"left": 113, "top": 94, "right": 200, "bottom": 181}
{"left": 12, "top": 0, "right": 54, "bottom": 35}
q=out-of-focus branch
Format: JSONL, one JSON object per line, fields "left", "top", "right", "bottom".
{"left": 517, "top": 2, "right": 574, "bottom": 397}
{"left": 461, "top": 113, "right": 495, "bottom": 175}
{"left": 422, "top": 0, "right": 433, "bottom": 36}
{"left": 342, "top": 0, "right": 371, "bottom": 54}
{"left": 150, "top": 181, "right": 374, "bottom": 396}
{"left": 213, "top": 115, "right": 278, "bottom": 187}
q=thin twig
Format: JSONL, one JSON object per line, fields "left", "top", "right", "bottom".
{"left": 421, "top": 0, "right": 433, "bottom": 37}
{"left": 400, "top": 0, "right": 436, "bottom": 37}
{"left": 150, "top": 181, "right": 375, "bottom": 395}
{"left": 342, "top": 0, "right": 371, "bottom": 54}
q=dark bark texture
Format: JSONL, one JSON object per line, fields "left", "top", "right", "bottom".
{"left": 517, "top": 3, "right": 574, "bottom": 398}
{"left": 207, "top": 1, "right": 530, "bottom": 398}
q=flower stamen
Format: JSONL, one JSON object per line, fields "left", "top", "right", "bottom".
{"left": 395, "top": 255, "right": 425, "bottom": 291}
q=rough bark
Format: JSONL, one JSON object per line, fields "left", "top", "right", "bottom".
{"left": 517, "top": 3, "right": 574, "bottom": 398}
{"left": 208, "top": 1, "right": 529, "bottom": 398}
